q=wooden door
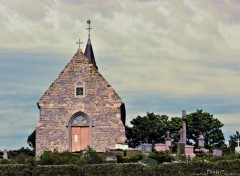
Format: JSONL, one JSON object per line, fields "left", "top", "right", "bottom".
{"left": 71, "top": 127, "right": 89, "bottom": 152}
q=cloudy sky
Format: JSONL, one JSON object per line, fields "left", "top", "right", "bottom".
{"left": 1, "top": 0, "right": 240, "bottom": 150}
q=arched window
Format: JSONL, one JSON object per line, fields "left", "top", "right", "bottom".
{"left": 70, "top": 112, "right": 89, "bottom": 126}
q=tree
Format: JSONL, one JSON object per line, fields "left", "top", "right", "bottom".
{"left": 168, "top": 116, "right": 182, "bottom": 143}
{"left": 27, "top": 129, "right": 36, "bottom": 152}
{"left": 126, "top": 110, "right": 225, "bottom": 150}
{"left": 228, "top": 131, "right": 240, "bottom": 153}
{"left": 126, "top": 112, "right": 170, "bottom": 147}
{"left": 186, "top": 109, "right": 225, "bottom": 149}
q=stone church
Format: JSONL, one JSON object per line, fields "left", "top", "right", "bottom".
{"left": 36, "top": 21, "right": 126, "bottom": 156}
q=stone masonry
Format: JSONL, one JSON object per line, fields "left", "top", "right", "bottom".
{"left": 36, "top": 50, "right": 125, "bottom": 156}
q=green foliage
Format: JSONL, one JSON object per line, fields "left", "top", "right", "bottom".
{"left": 125, "top": 150, "right": 140, "bottom": 158}
{"left": 126, "top": 112, "right": 170, "bottom": 147}
{"left": 148, "top": 151, "right": 173, "bottom": 163}
{"left": 1, "top": 160, "right": 240, "bottom": 175}
{"left": 39, "top": 151, "right": 54, "bottom": 165}
{"left": 8, "top": 147, "right": 35, "bottom": 158}
{"left": 9, "top": 153, "right": 35, "bottom": 165}
{"left": 116, "top": 153, "right": 145, "bottom": 163}
{"left": 139, "top": 158, "right": 158, "bottom": 165}
{"left": 38, "top": 147, "right": 104, "bottom": 165}
{"left": 126, "top": 110, "right": 225, "bottom": 150}
{"left": 186, "top": 109, "right": 225, "bottom": 149}
{"left": 228, "top": 131, "right": 240, "bottom": 153}
{"left": 192, "top": 153, "right": 240, "bottom": 162}
{"left": 27, "top": 129, "right": 36, "bottom": 153}
{"left": 81, "top": 146, "right": 104, "bottom": 164}
{"left": 33, "top": 165, "right": 83, "bottom": 176}
{"left": 168, "top": 117, "right": 182, "bottom": 143}
{"left": 0, "top": 159, "right": 9, "bottom": 165}
{"left": 84, "top": 163, "right": 144, "bottom": 176}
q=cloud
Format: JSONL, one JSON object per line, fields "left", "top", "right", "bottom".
{"left": 1, "top": 0, "right": 240, "bottom": 149}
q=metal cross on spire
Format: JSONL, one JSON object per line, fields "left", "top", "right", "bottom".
{"left": 76, "top": 38, "right": 83, "bottom": 51}
{"left": 87, "top": 19, "right": 92, "bottom": 38}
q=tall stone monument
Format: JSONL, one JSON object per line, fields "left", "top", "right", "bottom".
{"left": 177, "top": 110, "right": 195, "bottom": 158}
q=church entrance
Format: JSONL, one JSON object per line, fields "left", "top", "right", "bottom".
{"left": 71, "top": 127, "right": 89, "bottom": 152}
{"left": 69, "top": 112, "right": 91, "bottom": 152}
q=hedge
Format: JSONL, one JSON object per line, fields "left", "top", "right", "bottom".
{"left": 1, "top": 160, "right": 240, "bottom": 176}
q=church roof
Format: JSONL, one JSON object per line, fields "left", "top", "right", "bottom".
{"left": 84, "top": 19, "right": 98, "bottom": 70}
{"left": 84, "top": 38, "right": 98, "bottom": 70}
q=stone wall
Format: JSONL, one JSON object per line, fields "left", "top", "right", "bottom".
{"left": 36, "top": 51, "right": 125, "bottom": 156}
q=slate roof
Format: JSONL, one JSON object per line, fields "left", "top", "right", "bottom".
{"left": 84, "top": 38, "right": 98, "bottom": 70}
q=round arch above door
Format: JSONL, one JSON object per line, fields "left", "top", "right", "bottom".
{"left": 68, "top": 112, "right": 91, "bottom": 152}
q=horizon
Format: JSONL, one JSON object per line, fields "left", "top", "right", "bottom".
{"left": 1, "top": 0, "right": 240, "bottom": 150}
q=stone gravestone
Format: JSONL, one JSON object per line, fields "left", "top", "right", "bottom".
{"left": 3, "top": 149, "right": 8, "bottom": 160}
{"left": 137, "top": 143, "right": 152, "bottom": 153}
{"left": 165, "top": 130, "right": 172, "bottom": 151}
{"left": 115, "top": 143, "right": 129, "bottom": 150}
{"left": 213, "top": 150, "right": 222, "bottom": 156}
{"left": 155, "top": 130, "right": 172, "bottom": 152}
{"left": 198, "top": 135, "right": 205, "bottom": 147}
{"left": 235, "top": 138, "right": 240, "bottom": 153}
{"left": 105, "top": 156, "right": 117, "bottom": 163}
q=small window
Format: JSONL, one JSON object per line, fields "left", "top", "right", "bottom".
{"left": 76, "top": 87, "right": 84, "bottom": 96}
{"left": 75, "top": 81, "right": 85, "bottom": 97}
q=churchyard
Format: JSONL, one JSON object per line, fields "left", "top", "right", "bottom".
{"left": 1, "top": 110, "right": 240, "bottom": 175}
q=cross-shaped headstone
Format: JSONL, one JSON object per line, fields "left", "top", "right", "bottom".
{"left": 76, "top": 38, "right": 83, "bottom": 51}
{"left": 166, "top": 130, "right": 170, "bottom": 139}
{"left": 236, "top": 138, "right": 240, "bottom": 147}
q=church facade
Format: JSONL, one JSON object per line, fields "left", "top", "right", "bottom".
{"left": 36, "top": 22, "right": 126, "bottom": 156}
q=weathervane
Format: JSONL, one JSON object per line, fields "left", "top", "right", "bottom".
{"left": 87, "top": 19, "right": 92, "bottom": 38}
{"left": 76, "top": 38, "right": 83, "bottom": 51}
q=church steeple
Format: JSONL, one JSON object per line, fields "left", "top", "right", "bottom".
{"left": 84, "top": 19, "right": 98, "bottom": 70}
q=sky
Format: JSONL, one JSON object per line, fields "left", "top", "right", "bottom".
{"left": 0, "top": 0, "right": 240, "bottom": 150}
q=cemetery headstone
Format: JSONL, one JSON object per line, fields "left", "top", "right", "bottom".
{"left": 155, "top": 143, "right": 166, "bottom": 152}
{"left": 213, "top": 150, "right": 222, "bottom": 156}
{"left": 198, "top": 135, "right": 205, "bottom": 147}
{"left": 235, "top": 138, "right": 240, "bottom": 153}
{"left": 115, "top": 143, "right": 129, "bottom": 150}
{"left": 3, "top": 149, "right": 8, "bottom": 160}
{"left": 105, "top": 156, "right": 117, "bottom": 163}
{"left": 137, "top": 143, "right": 152, "bottom": 153}
{"left": 165, "top": 130, "right": 172, "bottom": 150}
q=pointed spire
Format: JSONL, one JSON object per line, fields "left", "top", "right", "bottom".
{"left": 84, "top": 19, "right": 98, "bottom": 70}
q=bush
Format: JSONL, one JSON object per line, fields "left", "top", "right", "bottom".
{"left": 148, "top": 151, "right": 173, "bottom": 163}
{"left": 81, "top": 146, "right": 104, "bottom": 164}
{"left": 0, "top": 161, "right": 240, "bottom": 175}
{"left": 116, "top": 153, "right": 145, "bottom": 163}
{"left": 38, "top": 151, "right": 54, "bottom": 165}
{"left": 139, "top": 158, "right": 158, "bottom": 165}
{"left": 0, "top": 159, "right": 9, "bottom": 165}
